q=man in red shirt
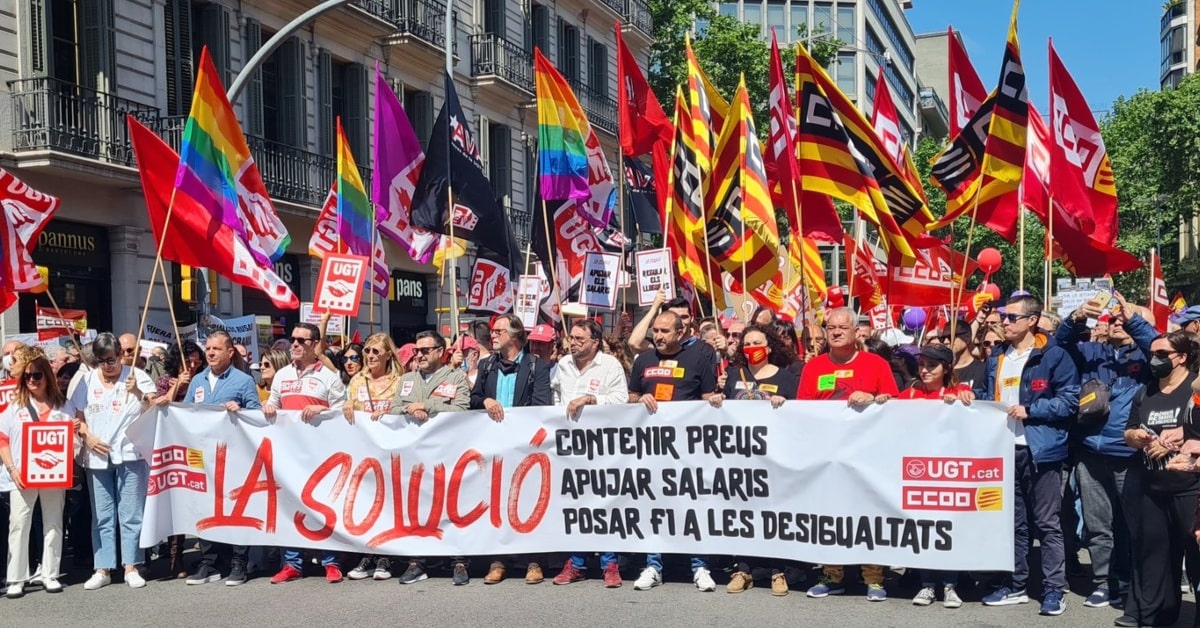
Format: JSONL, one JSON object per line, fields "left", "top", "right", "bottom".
{"left": 797, "top": 307, "right": 898, "bottom": 601}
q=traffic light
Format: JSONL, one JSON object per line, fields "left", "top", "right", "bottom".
{"left": 180, "top": 265, "right": 218, "bottom": 305}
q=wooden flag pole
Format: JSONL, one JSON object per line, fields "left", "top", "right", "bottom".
{"left": 1018, "top": 204, "right": 1026, "bottom": 292}
{"left": 617, "top": 146, "right": 627, "bottom": 335}
{"left": 949, "top": 193, "right": 984, "bottom": 345}
{"left": 368, "top": 207, "right": 377, "bottom": 336}
{"left": 447, "top": 187, "right": 461, "bottom": 337}
{"left": 1044, "top": 194, "right": 1055, "bottom": 303}
{"left": 540, "top": 199, "right": 568, "bottom": 338}
{"left": 40, "top": 288, "right": 83, "bottom": 364}
{"left": 133, "top": 186, "right": 184, "bottom": 381}
{"left": 155, "top": 257, "right": 187, "bottom": 360}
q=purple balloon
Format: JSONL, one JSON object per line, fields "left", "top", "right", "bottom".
{"left": 901, "top": 308, "right": 927, "bottom": 331}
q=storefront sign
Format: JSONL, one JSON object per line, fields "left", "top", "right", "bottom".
{"left": 389, "top": 271, "right": 428, "bottom": 314}
{"left": 32, "top": 221, "right": 109, "bottom": 268}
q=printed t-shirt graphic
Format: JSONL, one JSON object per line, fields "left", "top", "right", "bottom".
{"left": 629, "top": 343, "right": 717, "bottom": 401}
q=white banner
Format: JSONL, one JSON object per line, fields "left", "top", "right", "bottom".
{"left": 514, "top": 275, "right": 541, "bottom": 327}
{"left": 635, "top": 248, "right": 674, "bottom": 306}
{"left": 198, "top": 314, "right": 259, "bottom": 363}
{"left": 128, "top": 401, "right": 1014, "bottom": 570}
{"left": 300, "top": 302, "right": 345, "bottom": 337}
{"left": 581, "top": 252, "right": 619, "bottom": 310}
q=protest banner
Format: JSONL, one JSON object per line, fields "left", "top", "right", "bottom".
{"left": 312, "top": 253, "right": 369, "bottom": 317}
{"left": 514, "top": 275, "right": 541, "bottom": 327}
{"left": 197, "top": 314, "right": 259, "bottom": 362}
{"left": 300, "top": 302, "right": 346, "bottom": 337}
{"left": 35, "top": 306, "right": 87, "bottom": 341}
{"left": 144, "top": 317, "right": 197, "bottom": 345}
{"left": 0, "top": 378, "right": 17, "bottom": 412}
{"left": 21, "top": 422, "right": 74, "bottom": 489}
{"left": 635, "top": 248, "right": 674, "bottom": 306}
{"left": 129, "top": 401, "right": 1014, "bottom": 571}
{"left": 581, "top": 252, "right": 620, "bottom": 310}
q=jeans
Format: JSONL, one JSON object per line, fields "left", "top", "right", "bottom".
{"left": 1011, "top": 447, "right": 1067, "bottom": 592}
{"left": 283, "top": 548, "right": 337, "bottom": 570}
{"left": 1077, "top": 451, "right": 1132, "bottom": 593}
{"left": 919, "top": 570, "right": 959, "bottom": 587}
{"left": 6, "top": 488, "right": 64, "bottom": 583}
{"left": 825, "top": 565, "right": 884, "bottom": 586}
{"left": 88, "top": 460, "right": 148, "bottom": 570}
{"left": 646, "top": 554, "right": 706, "bottom": 574}
{"left": 198, "top": 539, "right": 250, "bottom": 570}
{"left": 570, "top": 552, "right": 617, "bottom": 570}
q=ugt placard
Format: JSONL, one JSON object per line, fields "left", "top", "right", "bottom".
{"left": 312, "top": 254, "right": 369, "bottom": 317}
{"left": 21, "top": 422, "right": 74, "bottom": 489}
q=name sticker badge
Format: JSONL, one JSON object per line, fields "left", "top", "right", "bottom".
{"left": 817, "top": 374, "right": 837, "bottom": 391}
{"left": 653, "top": 383, "right": 675, "bottom": 401}
{"left": 433, "top": 382, "right": 458, "bottom": 398}
{"left": 585, "top": 379, "right": 601, "bottom": 396}
{"left": 400, "top": 381, "right": 414, "bottom": 397}
{"left": 833, "top": 370, "right": 854, "bottom": 378}
{"left": 193, "top": 387, "right": 205, "bottom": 403}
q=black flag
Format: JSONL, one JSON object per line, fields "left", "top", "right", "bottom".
{"left": 623, "top": 157, "right": 662, "bottom": 235}
{"left": 411, "top": 73, "right": 519, "bottom": 276}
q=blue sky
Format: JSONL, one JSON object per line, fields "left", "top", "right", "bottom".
{"left": 906, "top": 0, "right": 1161, "bottom": 116}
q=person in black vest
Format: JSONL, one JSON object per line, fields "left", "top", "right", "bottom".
{"left": 470, "top": 313, "right": 552, "bottom": 585}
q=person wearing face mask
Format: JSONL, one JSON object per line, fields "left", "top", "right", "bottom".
{"left": 1, "top": 340, "right": 26, "bottom": 380}
{"left": 1117, "top": 331, "right": 1200, "bottom": 628}
{"left": 707, "top": 324, "right": 800, "bottom": 597}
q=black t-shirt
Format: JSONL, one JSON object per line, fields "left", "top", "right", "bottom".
{"left": 630, "top": 342, "right": 717, "bottom": 401}
{"left": 1126, "top": 373, "right": 1200, "bottom": 495}
{"left": 955, "top": 359, "right": 988, "bottom": 394}
{"left": 723, "top": 365, "right": 799, "bottom": 400}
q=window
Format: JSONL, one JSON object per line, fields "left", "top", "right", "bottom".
{"left": 866, "top": 0, "right": 915, "bottom": 70}
{"left": 767, "top": 1, "right": 787, "bottom": 38}
{"left": 835, "top": 51, "right": 855, "bottom": 96}
{"left": 529, "top": 3, "right": 549, "bottom": 55}
{"left": 837, "top": 4, "right": 855, "bottom": 44}
{"left": 864, "top": 70, "right": 876, "bottom": 111}
{"left": 164, "top": 0, "right": 192, "bottom": 116}
{"left": 790, "top": 2, "right": 807, "bottom": 41}
{"left": 587, "top": 38, "right": 608, "bottom": 99}
{"left": 259, "top": 35, "right": 307, "bottom": 148}
{"left": 813, "top": 2, "right": 832, "bottom": 34}
{"left": 743, "top": 2, "right": 762, "bottom": 34}
{"left": 719, "top": 2, "right": 738, "bottom": 18}
{"left": 481, "top": 0, "right": 504, "bottom": 36}
{"left": 404, "top": 88, "right": 434, "bottom": 151}
{"left": 557, "top": 18, "right": 580, "bottom": 83}
{"left": 488, "top": 122, "right": 512, "bottom": 208}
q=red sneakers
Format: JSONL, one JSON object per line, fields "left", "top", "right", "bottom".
{"left": 270, "top": 565, "right": 302, "bottom": 584}
{"left": 325, "top": 565, "right": 343, "bottom": 583}
{"left": 553, "top": 562, "right": 585, "bottom": 585}
{"left": 602, "top": 562, "right": 622, "bottom": 588}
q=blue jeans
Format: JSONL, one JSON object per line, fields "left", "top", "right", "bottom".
{"left": 920, "top": 570, "right": 959, "bottom": 587}
{"left": 646, "top": 554, "right": 706, "bottom": 573}
{"left": 570, "top": 552, "right": 617, "bottom": 570}
{"left": 88, "top": 460, "right": 149, "bottom": 570}
{"left": 283, "top": 547, "right": 338, "bottom": 570}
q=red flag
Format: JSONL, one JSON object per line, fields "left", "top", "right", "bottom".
{"left": 948, "top": 27, "right": 987, "bottom": 138}
{"left": 0, "top": 169, "right": 59, "bottom": 309}
{"left": 36, "top": 306, "right": 86, "bottom": 341}
{"left": 887, "top": 242, "right": 977, "bottom": 307}
{"left": 128, "top": 116, "right": 299, "bottom": 310}
{"left": 844, "top": 233, "right": 884, "bottom": 303}
{"left": 765, "top": 31, "right": 842, "bottom": 243}
{"left": 1048, "top": 41, "right": 1118, "bottom": 245}
{"left": 309, "top": 182, "right": 389, "bottom": 297}
{"left": 870, "top": 72, "right": 927, "bottom": 204}
{"left": 1150, "top": 249, "right": 1170, "bottom": 333}
{"left": 616, "top": 25, "right": 672, "bottom": 157}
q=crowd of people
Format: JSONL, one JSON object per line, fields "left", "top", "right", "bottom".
{"left": 1, "top": 291, "right": 1200, "bottom": 626}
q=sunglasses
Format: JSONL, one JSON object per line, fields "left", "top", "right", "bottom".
{"left": 98, "top": 357, "right": 119, "bottom": 367}
{"left": 362, "top": 347, "right": 384, "bottom": 356}
{"left": 121, "top": 348, "right": 136, "bottom": 355}
{"left": 260, "top": 361, "right": 274, "bottom": 369}
{"left": 344, "top": 354, "right": 361, "bottom": 362}
{"left": 291, "top": 337, "right": 316, "bottom": 345}
{"left": 1001, "top": 313, "right": 1034, "bottom": 323}
{"left": 1151, "top": 350, "right": 1179, "bottom": 360}
{"left": 23, "top": 371, "right": 44, "bottom": 383}
{"left": 981, "top": 341, "right": 998, "bottom": 348}
{"left": 415, "top": 346, "right": 440, "bottom": 355}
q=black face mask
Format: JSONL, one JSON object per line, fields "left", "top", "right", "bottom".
{"left": 1149, "top": 356, "right": 1175, "bottom": 379}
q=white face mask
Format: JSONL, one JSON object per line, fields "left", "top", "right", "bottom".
{"left": 1, "top": 354, "right": 13, "bottom": 373}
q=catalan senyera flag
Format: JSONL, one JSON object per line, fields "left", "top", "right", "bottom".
{"left": 664, "top": 88, "right": 723, "bottom": 306}
{"left": 534, "top": 48, "right": 591, "bottom": 202}
{"left": 929, "top": 0, "right": 1028, "bottom": 241}
{"left": 793, "top": 43, "right": 929, "bottom": 262}
{"left": 335, "top": 118, "right": 373, "bottom": 258}
{"left": 176, "top": 47, "right": 289, "bottom": 265}
{"left": 686, "top": 36, "right": 731, "bottom": 222}
{"left": 706, "top": 77, "right": 781, "bottom": 296}
{"left": 1049, "top": 41, "right": 1119, "bottom": 246}
{"left": 1172, "top": 292, "right": 1188, "bottom": 314}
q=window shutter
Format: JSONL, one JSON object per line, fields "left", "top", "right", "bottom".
{"left": 164, "top": 0, "right": 194, "bottom": 117}
{"left": 24, "top": 0, "right": 49, "bottom": 76}
{"left": 530, "top": 4, "right": 549, "bottom": 55}
{"left": 489, "top": 123, "right": 512, "bottom": 204}
{"left": 594, "top": 42, "right": 608, "bottom": 98}
{"left": 280, "top": 37, "right": 307, "bottom": 149}
{"left": 316, "top": 49, "right": 333, "bottom": 155}
{"left": 197, "top": 3, "right": 231, "bottom": 85}
{"left": 345, "top": 62, "right": 368, "bottom": 164}
{"left": 244, "top": 18, "right": 264, "bottom": 136}
{"left": 476, "top": 115, "right": 490, "bottom": 173}
{"left": 484, "top": 0, "right": 504, "bottom": 36}
{"left": 407, "top": 90, "right": 433, "bottom": 151}
{"left": 80, "top": 0, "right": 117, "bottom": 92}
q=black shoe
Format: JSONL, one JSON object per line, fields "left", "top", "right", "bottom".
{"left": 225, "top": 563, "right": 247, "bottom": 587}
{"left": 1113, "top": 616, "right": 1139, "bottom": 628}
{"left": 398, "top": 562, "right": 427, "bottom": 584}
{"left": 452, "top": 561, "right": 470, "bottom": 586}
{"left": 185, "top": 564, "right": 221, "bottom": 585}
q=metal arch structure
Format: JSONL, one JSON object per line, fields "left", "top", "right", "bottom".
{"left": 225, "top": 0, "right": 352, "bottom": 103}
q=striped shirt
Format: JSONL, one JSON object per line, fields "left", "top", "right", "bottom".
{"left": 267, "top": 361, "right": 346, "bottom": 411}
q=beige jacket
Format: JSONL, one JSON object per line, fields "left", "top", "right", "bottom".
{"left": 391, "top": 366, "right": 470, "bottom": 417}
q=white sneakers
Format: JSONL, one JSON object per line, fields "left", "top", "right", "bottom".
{"left": 5, "top": 583, "right": 24, "bottom": 599}
{"left": 633, "top": 567, "right": 661, "bottom": 590}
{"left": 693, "top": 567, "right": 716, "bottom": 592}
{"left": 125, "top": 570, "right": 147, "bottom": 589}
{"left": 43, "top": 577, "right": 63, "bottom": 593}
{"left": 84, "top": 571, "right": 111, "bottom": 590}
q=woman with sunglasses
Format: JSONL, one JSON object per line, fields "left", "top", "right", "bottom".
{"left": 257, "top": 349, "right": 290, "bottom": 404}
{"left": 1119, "top": 331, "right": 1200, "bottom": 628}
{"left": 338, "top": 343, "right": 364, "bottom": 385}
{"left": 71, "top": 332, "right": 157, "bottom": 591}
{"left": 0, "top": 350, "right": 77, "bottom": 597}
{"left": 888, "top": 344, "right": 974, "bottom": 609}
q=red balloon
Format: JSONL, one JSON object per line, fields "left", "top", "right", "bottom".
{"left": 980, "top": 282, "right": 1002, "bottom": 301}
{"left": 978, "top": 248, "right": 1003, "bottom": 274}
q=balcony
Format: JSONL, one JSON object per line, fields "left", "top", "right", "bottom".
{"left": 7, "top": 77, "right": 159, "bottom": 169}
{"left": 918, "top": 87, "right": 949, "bottom": 139}
{"left": 570, "top": 80, "right": 617, "bottom": 136}
{"left": 386, "top": 0, "right": 453, "bottom": 53}
{"left": 623, "top": 0, "right": 653, "bottom": 40}
{"left": 469, "top": 33, "right": 534, "bottom": 97}
{"left": 594, "top": 0, "right": 624, "bottom": 19}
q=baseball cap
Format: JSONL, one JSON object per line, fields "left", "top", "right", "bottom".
{"left": 529, "top": 324, "right": 557, "bottom": 343}
{"left": 397, "top": 343, "right": 416, "bottom": 365}
{"left": 919, "top": 344, "right": 955, "bottom": 367}
{"left": 454, "top": 336, "right": 479, "bottom": 352}
{"left": 1170, "top": 305, "right": 1200, "bottom": 326}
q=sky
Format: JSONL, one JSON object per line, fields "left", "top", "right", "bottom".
{"left": 906, "top": 0, "right": 1162, "bottom": 115}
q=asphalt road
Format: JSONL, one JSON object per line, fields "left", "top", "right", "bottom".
{"left": 0, "top": 552, "right": 1189, "bottom": 627}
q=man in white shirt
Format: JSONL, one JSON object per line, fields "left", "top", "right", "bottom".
{"left": 550, "top": 318, "right": 629, "bottom": 588}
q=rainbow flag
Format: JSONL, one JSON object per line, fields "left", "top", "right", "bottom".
{"left": 336, "top": 118, "right": 373, "bottom": 257}
{"left": 533, "top": 48, "right": 590, "bottom": 201}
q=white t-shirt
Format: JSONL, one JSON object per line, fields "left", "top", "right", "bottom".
{"left": 0, "top": 400, "right": 77, "bottom": 492}
{"left": 551, "top": 353, "right": 630, "bottom": 406}
{"left": 998, "top": 346, "right": 1031, "bottom": 446}
{"left": 70, "top": 366, "right": 155, "bottom": 469}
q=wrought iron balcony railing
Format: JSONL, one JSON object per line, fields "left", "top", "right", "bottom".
{"left": 570, "top": 79, "right": 617, "bottom": 135}
{"left": 624, "top": 0, "right": 652, "bottom": 38}
{"left": 469, "top": 33, "right": 534, "bottom": 93}
{"left": 8, "top": 77, "right": 159, "bottom": 167}
{"left": 393, "top": 0, "right": 451, "bottom": 50}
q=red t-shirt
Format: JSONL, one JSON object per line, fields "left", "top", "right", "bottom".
{"left": 898, "top": 383, "right": 972, "bottom": 400}
{"left": 796, "top": 351, "right": 899, "bottom": 400}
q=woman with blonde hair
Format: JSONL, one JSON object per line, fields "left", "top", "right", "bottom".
{"left": 256, "top": 349, "right": 290, "bottom": 404}
{"left": 0, "top": 349, "right": 77, "bottom": 597}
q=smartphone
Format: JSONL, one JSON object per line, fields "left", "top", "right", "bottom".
{"left": 1094, "top": 290, "right": 1116, "bottom": 312}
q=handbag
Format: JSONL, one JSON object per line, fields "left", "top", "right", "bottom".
{"left": 1076, "top": 378, "right": 1111, "bottom": 427}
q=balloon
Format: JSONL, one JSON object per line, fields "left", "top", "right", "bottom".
{"left": 978, "top": 248, "right": 1002, "bottom": 274}
{"left": 980, "top": 282, "right": 1002, "bottom": 301}
{"left": 901, "top": 307, "right": 927, "bottom": 331}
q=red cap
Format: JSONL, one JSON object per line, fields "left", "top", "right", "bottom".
{"left": 529, "top": 324, "right": 557, "bottom": 343}
{"left": 397, "top": 343, "right": 417, "bottom": 365}
{"left": 1097, "top": 313, "right": 1112, "bottom": 324}
{"left": 455, "top": 336, "right": 479, "bottom": 351}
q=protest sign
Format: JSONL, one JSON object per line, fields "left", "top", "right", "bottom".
{"left": 300, "top": 302, "right": 346, "bottom": 336}
{"left": 313, "top": 254, "right": 368, "bottom": 317}
{"left": 21, "top": 422, "right": 74, "bottom": 489}
{"left": 36, "top": 306, "right": 87, "bottom": 340}
{"left": 581, "top": 252, "right": 620, "bottom": 310}
{"left": 131, "top": 401, "right": 1014, "bottom": 571}
{"left": 635, "top": 248, "right": 674, "bottom": 306}
{"left": 197, "top": 314, "right": 259, "bottom": 362}
{"left": 514, "top": 276, "right": 541, "bottom": 327}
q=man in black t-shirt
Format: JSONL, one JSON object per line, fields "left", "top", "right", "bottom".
{"left": 627, "top": 311, "right": 717, "bottom": 593}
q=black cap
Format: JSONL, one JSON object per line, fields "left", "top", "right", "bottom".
{"left": 919, "top": 344, "right": 955, "bottom": 367}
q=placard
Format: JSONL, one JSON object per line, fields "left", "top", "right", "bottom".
{"left": 581, "top": 252, "right": 620, "bottom": 310}
{"left": 300, "top": 302, "right": 346, "bottom": 337}
{"left": 21, "top": 422, "right": 74, "bottom": 489}
{"left": 312, "top": 253, "right": 369, "bottom": 317}
{"left": 514, "top": 275, "right": 541, "bottom": 327}
{"left": 635, "top": 248, "right": 674, "bottom": 306}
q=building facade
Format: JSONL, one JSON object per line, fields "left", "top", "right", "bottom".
{"left": 1160, "top": 0, "right": 1200, "bottom": 89}
{"left": 0, "top": 0, "right": 651, "bottom": 343}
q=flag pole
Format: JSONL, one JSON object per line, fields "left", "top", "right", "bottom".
{"left": 949, "top": 194, "right": 983, "bottom": 345}
{"left": 447, "top": 188, "right": 460, "bottom": 337}
{"left": 132, "top": 184, "right": 184, "bottom": 387}
{"left": 40, "top": 288, "right": 84, "bottom": 367}
{"left": 1018, "top": 205, "right": 1026, "bottom": 292}
{"left": 699, "top": 230, "right": 718, "bottom": 320}
{"left": 540, "top": 199, "right": 568, "bottom": 338}
{"left": 155, "top": 257, "right": 187, "bottom": 359}
{"left": 368, "top": 202, "right": 377, "bottom": 335}
{"left": 1045, "top": 194, "right": 1054, "bottom": 303}
{"left": 617, "top": 147, "right": 627, "bottom": 333}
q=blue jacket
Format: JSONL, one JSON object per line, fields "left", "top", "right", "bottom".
{"left": 985, "top": 332, "right": 1080, "bottom": 464}
{"left": 185, "top": 366, "right": 262, "bottom": 410}
{"left": 1054, "top": 314, "right": 1156, "bottom": 457}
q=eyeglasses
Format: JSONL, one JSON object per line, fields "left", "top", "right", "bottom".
{"left": 344, "top": 354, "right": 361, "bottom": 362}
{"left": 1001, "top": 313, "right": 1034, "bottom": 323}
{"left": 121, "top": 348, "right": 136, "bottom": 355}
{"left": 414, "top": 346, "right": 440, "bottom": 355}
{"left": 98, "top": 357, "right": 119, "bottom": 367}
{"left": 291, "top": 336, "right": 316, "bottom": 345}
{"left": 490, "top": 328, "right": 510, "bottom": 336}
{"left": 1151, "top": 350, "right": 1179, "bottom": 360}
{"left": 23, "top": 371, "right": 44, "bottom": 383}
{"left": 568, "top": 335, "right": 592, "bottom": 344}
{"left": 362, "top": 347, "right": 384, "bottom": 356}
{"left": 981, "top": 341, "right": 998, "bottom": 349}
